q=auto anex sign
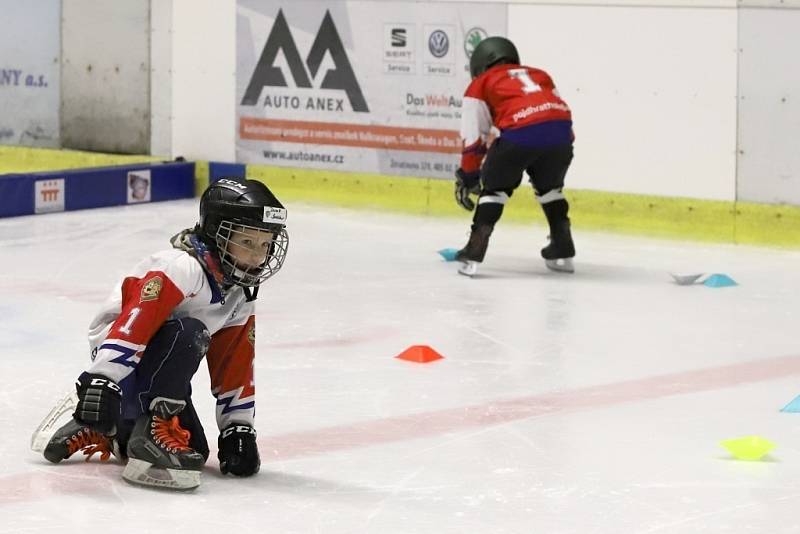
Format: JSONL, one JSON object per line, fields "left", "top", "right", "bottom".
{"left": 241, "top": 9, "right": 369, "bottom": 113}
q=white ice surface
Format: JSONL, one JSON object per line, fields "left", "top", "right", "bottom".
{"left": 2, "top": 199, "right": 800, "bottom": 533}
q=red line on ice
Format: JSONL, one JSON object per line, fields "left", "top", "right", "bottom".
{"left": 4, "top": 353, "right": 800, "bottom": 503}
{"left": 261, "top": 353, "right": 800, "bottom": 461}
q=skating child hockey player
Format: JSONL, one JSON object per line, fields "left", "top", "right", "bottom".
{"left": 454, "top": 36, "right": 576, "bottom": 276}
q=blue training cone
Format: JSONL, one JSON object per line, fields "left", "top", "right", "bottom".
{"left": 703, "top": 273, "right": 737, "bottom": 288}
{"left": 438, "top": 248, "right": 459, "bottom": 262}
{"left": 780, "top": 394, "right": 800, "bottom": 413}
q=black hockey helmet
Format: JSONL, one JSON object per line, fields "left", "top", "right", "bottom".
{"left": 469, "top": 36, "right": 520, "bottom": 78}
{"left": 199, "top": 178, "right": 288, "bottom": 287}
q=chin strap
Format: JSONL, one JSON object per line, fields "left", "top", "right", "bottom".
{"left": 242, "top": 286, "right": 259, "bottom": 302}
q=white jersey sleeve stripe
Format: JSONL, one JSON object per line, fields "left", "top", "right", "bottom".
{"left": 460, "top": 96, "right": 492, "bottom": 148}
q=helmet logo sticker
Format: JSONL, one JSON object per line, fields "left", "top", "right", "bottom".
{"left": 263, "top": 206, "right": 287, "bottom": 223}
{"left": 140, "top": 276, "right": 163, "bottom": 302}
{"left": 217, "top": 179, "right": 247, "bottom": 190}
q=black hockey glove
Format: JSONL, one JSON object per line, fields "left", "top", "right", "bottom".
{"left": 218, "top": 424, "right": 260, "bottom": 477}
{"left": 73, "top": 372, "right": 121, "bottom": 434}
{"left": 454, "top": 168, "right": 481, "bottom": 211}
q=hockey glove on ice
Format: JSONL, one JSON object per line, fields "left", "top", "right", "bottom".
{"left": 74, "top": 372, "right": 121, "bottom": 434}
{"left": 455, "top": 168, "right": 481, "bottom": 211}
{"left": 218, "top": 424, "right": 260, "bottom": 477}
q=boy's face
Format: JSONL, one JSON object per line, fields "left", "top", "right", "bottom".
{"left": 131, "top": 180, "right": 148, "bottom": 199}
{"left": 226, "top": 226, "right": 274, "bottom": 270}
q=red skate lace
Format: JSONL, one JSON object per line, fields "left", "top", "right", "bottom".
{"left": 153, "top": 416, "right": 192, "bottom": 451}
{"left": 67, "top": 428, "right": 113, "bottom": 462}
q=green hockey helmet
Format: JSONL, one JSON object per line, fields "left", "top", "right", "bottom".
{"left": 469, "top": 36, "right": 520, "bottom": 78}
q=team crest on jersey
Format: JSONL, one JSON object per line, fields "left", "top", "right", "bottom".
{"left": 140, "top": 276, "right": 163, "bottom": 302}
{"left": 248, "top": 324, "right": 255, "bottom": 346}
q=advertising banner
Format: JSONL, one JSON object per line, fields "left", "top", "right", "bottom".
{"left": 236, "top": 0, "right": 507, "bottom": 178}
{"left": 0, "top": 0, "right": 61, "bottom": 147}
{"left": 34, "top": 179, "right": 65, "bottom": 214}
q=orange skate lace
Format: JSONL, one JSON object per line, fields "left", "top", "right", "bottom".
{"left": 67, "top": 428, "right": 113, "bottom": 462}
{"left": 152, "top": 416, "right": 192, "bottom": 452}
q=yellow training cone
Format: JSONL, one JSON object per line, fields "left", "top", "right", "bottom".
{"left": 720, "top": 435, "right": 776, "bottom": 461}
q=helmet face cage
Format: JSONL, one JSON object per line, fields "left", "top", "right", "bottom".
{"left": 214, "top": 219, "right": 288, "bottom": 287}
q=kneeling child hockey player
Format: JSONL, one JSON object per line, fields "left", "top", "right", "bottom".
{"left": 37, "top": 178, "right": 288, "bottom": 490}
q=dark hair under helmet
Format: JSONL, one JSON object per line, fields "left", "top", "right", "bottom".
{"left": 199, "top": 178, "right": 288, "bottom": 288}
{"left": 469, "top": 36, "right": 520, "bottom": 78}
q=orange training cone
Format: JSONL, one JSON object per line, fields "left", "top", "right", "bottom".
{"left": 395, "top": 345, "right": 444, "bottom": 364}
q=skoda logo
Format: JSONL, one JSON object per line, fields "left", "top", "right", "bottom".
{"left": 428, "top": 30, "right": 449, "bottom": 58}
{"left": 464, "top": 27, "right": 488, "bottom": 58}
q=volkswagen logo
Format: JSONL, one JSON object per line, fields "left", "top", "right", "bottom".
{"left": 428, "top": 30, "right": 449, "bottom": 58}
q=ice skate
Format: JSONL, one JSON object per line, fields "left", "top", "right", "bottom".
{"left": 31, "top": 389, "right": 78, "bottom": 453}
{"left": 455, "top": 224, "right": 493, "bottom": 277}
{"left": 43, "top": 418, "right": 117, "bottom": 463}
{"left": 122, "top": 398, "right": 205, "bottom": 490}
{"left": 541, "top": 220, "right": 575, "bottom": 273}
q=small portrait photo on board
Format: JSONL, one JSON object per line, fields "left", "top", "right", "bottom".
{"left": 127, "top": 170, "right": 152, "bottom": 203}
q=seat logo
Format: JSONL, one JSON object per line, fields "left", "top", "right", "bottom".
{"left": 391, "top": 28, "right": 407, "bottom": 47}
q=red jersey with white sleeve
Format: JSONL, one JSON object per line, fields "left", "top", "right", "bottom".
{"left": 460, "top": 64, "right": 572, "bottom": 173}
{"left": 86, "top": 249, "right": 257, "bottom": 430}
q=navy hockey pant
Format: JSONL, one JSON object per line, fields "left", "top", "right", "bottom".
{"left": 117, "top": 318, "right": 211, "bottom": 460}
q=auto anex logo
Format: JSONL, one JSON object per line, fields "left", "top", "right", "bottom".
{"left": 241, "top": 9, "right": 368, "bottom": 113}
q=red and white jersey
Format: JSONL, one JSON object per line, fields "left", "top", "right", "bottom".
{"left": 460, "top": 64, "right": 572, "bottom": 173}
{"left": 86, "top": 249, "right": 257, "bottom": 430}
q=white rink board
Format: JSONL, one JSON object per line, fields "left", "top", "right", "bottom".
{"left": 509, "top": 3, "right": 738, "bottom": 201}
{"left": 171, "top": 0, "right": 237, "bottom": 162}
{"left": 736, "top": 7, "right": 800, "bottom": 205}
{"left": 60, "top": 0, "right": 151, "bottom": 153}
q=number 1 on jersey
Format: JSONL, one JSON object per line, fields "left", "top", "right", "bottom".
{"left": 508, "top": 68, "right": 542, "bottom": 94}
{"left": 119, "top": 307, "right": 141, "bottom": 335}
